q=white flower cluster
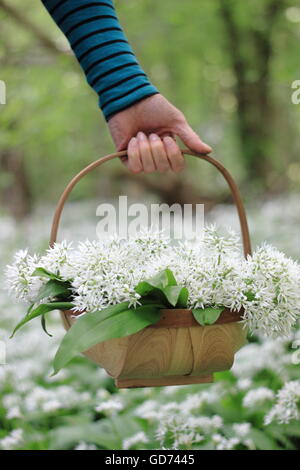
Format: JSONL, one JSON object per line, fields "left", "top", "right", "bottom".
{"left": 6, "top": 227, "right": 300, "bottom": 338}
{"left": 0, "top": 429, "right": 23, "bottom": 451}
{"left": 5, "top": 249, "right": 42, "bottom": 303}
{"left": 134, "top": 385, "right": 256, "bottom": 450}
{"left": 264, "top": 380, "right": 300, "bottom": 425}
{"left": 3, "top": 385, "right": 92, "bottom": 415}
{"left": 243, "top": 387, "right": 275, "bottom": 408}
{"left": 95, "top": 398, "right": 124, "bottom": 416}
{"left": 5, "top": 241, "right": 73, "bottom": 304}
{"left": 242, "top": 244, "right": 300, "bottom": 337}
{"left": 74, "top": 441, "right": 97, "bottom": 451}
{"left": 123, "top": 431, "right": 149, "bottom": 450}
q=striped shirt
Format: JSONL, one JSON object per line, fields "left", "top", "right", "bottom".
{"left": 41, "top": 0, "right": 159, "bottom": 121}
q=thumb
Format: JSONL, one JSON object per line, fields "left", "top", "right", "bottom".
{"left": 175, "top": 122, "right": 212, "bottom": 154}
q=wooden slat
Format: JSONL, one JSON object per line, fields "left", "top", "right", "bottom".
{"left": 115, "top": 374, "right": 214, "bottom": 389}
{"left": 148, "top": 308, "right": 243, "bottom": 328}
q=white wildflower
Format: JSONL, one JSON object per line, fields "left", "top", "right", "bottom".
{"left": 0, "top": 429, "right": 23, "bottom": 450}
{"left": 212, "top": 433, "right": 239, "bottom": 450}
{"left": 74, "top": 441, "right": 97, "bottom": 450}
{"left": 123, "top": 431, "right": 149, "bottom": 450}
{"left": 95, "top": 398, "right": 124, "bottom": 416}
{"left": 5, "top": 249, "right": 42, "bottom": 302}
{"left": 232, "top": 340, "right": 290, "bottom": 379}
{"left": 174, "top": 432, "right": 204, "bottom": 448}
{"left": 6, "top": 226, "right": 300, "bottom": 338}
{"left": 236, "top": 378, "right": 252, "bottom": 390}
{"left": 265, "top": 380, "right": 300, "bottom": 424}
{"left": 6, "top": 406, "right": 22, "bottom": 420}
{"left": 96, "top": 389, "right": 110, "bottom": 401}
{"left": 243, "top": 387, "right": 275, "bottom": 408}
{"left": 232, "top": 422, "right": 251, "bottom": 437}
{"left": 134, "top": 400, "right": 160, "bottom": 420}
{"left": 186, "top": 415, "right": 223, "bottom": 434}
{"left": 241, "top": 244, "right": 300, "bottom": 337}
{"left": 39, "top": 241, "right": 73, "bottom": 278}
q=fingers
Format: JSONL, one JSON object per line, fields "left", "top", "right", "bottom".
{"left": 126, "top": 132, "right": 184, "bottom": 174}
{"left": 148, "top": 133, "right": 170, "bottom": 173}
{"left": 163, "top": 136, "right": 185, "bottom": 173}
{"left": 175, "top": 122, "right": 212, "bottom": 154}
{"left": 126, "top": 137, "right": 142, "bottom": 173}
{"left": 136, "top": 132, "right": 156, "bottom": 174}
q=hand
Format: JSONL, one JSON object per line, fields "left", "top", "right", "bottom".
{"left": 107, "top": 93, "right": 212, "bottom": 173}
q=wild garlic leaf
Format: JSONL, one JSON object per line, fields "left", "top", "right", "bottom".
{"left": 176, "top": 287, "right": 189, "bottom": 308}
{"left": 53, "top": 304, "right": 161, "bottom": 374}
{"left": 162, "top": 286, "right": 188, "bottom": 307}
{"left": 135, "top": 269, "right": 177, "bottom": 296}
{"left": 41, "top": 314, "right": 52, "bottom": 337}
{"left": 32, "top": 267, "right": 62, "bottom": 280}
{"left": 192, "top": 307, "right": 224, "bottom": 326}
{"left": 35, "top": 279, "right": 72, "bottom": 302}
{"left": 10, "top": 302, "right": 74, "bottom": 338}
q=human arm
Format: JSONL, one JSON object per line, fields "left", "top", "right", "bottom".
{"left": 41, "top": 0, "right": 211, "bottom": 172}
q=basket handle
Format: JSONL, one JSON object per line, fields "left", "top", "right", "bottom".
{"left": 49, "top": 149, "right": 252, "bottom": 257}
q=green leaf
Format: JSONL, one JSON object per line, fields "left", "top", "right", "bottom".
{"left": 192, "top": 307, "right": 224, "bottom": 326}
{"left": 135, "top": 268, "right": 177, "bottom": 296}
{"left": 148, "top": 268, "right": 177, "bottom": 288}
{"left": 162, "top": 286, "right": 188, "bottom": 307}
{"left": 41, "top": 314, "right": 52, "bottom": 337}
{"left": 138, "top": 296, "right": 166, "bottom": 307}
{"left": 148, "top": 269, "right": 177, "bottom": 289}
{"left": 53, "top": 303, "right": 161, "bottom": 375}
{"left": 32, "top": 267, "right": 62, "bottom": 280}
{"left": 35, "top": 279, "right": 71, "bottom": 302}
{"left": 176, "top": 286, "right": 189, "bottom": 308}
{"left": 248, "top": 429, "right": 279, "bottom": 450}
{"left": 10, "top": 301, "right": 74, "bottom": 338}
{"left": 25, "top": 303, "right": 34, "bottom": 317}
{"left": 50, "top": 415, "right": 141, "bottom": 450}
{"left": 135, "top": 281, "right": 154, "bottom": 297}
{"left": 135, "top": 269, "right": 188, "bottom": 308}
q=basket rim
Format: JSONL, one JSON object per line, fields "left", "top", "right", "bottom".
{"left": 62, "top": 307, "right": 243, "bottom": 329}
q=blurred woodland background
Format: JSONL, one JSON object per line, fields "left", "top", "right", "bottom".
{"left": 0, "top": 0, "right": 299, "bottom": 219}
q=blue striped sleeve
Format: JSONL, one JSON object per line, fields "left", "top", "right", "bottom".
{"left": 41, "top": 0, "right": 159, "bottom": 121}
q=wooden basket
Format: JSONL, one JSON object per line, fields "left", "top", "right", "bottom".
{"left": 50, "top": 149, "right": 252, "bottom": 388}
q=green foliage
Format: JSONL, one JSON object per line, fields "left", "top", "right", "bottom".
{"left": 135, "top": 268, "right": 189, "bottom": 308}
{"left": 11, "top": 301, "right": 74, "bottom": 338}
{"left": 192, "top": 307, "right": 224, "bottom": 326}
{"left": 11, "top": 274, "right": 74, "bottom": 336}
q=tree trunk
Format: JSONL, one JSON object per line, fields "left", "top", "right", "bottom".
{"left": 219, "top": 0, "right": 284, "bottom": 184}
{"left": 0, "top": 149, "right": 32, "bottom": 219}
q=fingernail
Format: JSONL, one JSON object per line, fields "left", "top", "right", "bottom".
{"left": 149, "top": 133, "right": 159, "bottom": 141}
{"left": 163, "top": 136, "right": 173, "bottom": 145}
{"left": 203, "top": 143, "right": 213, "bottom": 152}
{"left": 137, "top": 131, "right": 146, "bottom": 140}
{"left": 131, "top": 137, "right": 137, "bottom": 145}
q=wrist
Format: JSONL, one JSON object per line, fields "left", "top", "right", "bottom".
{"left": 104, "top": 87, "right": 160, "bottom": 122}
